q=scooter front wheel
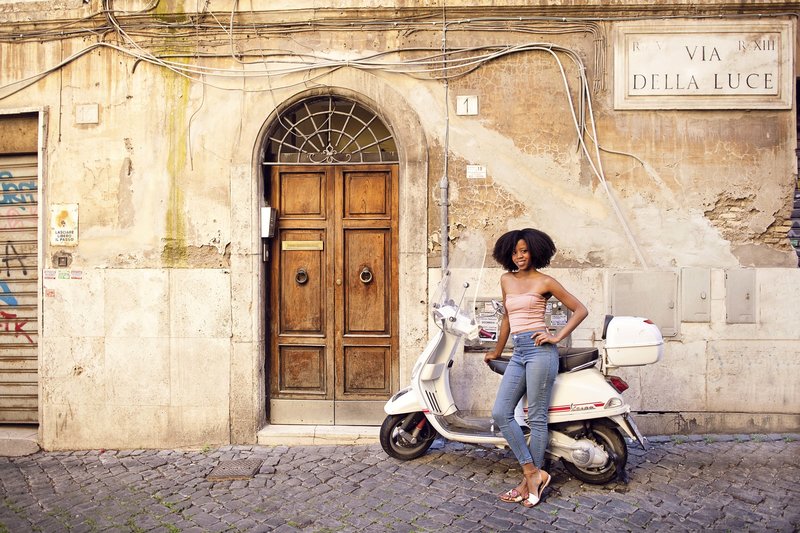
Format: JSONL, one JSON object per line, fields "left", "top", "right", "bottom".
{"left": 380, "top": 412, "right": 438, "bottom": 460}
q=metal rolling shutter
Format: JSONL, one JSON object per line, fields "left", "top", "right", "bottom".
{"left": 0, "top": 154, "right": 39, "bottom": 423}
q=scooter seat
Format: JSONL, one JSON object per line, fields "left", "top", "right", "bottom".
{"left": 558, "top": 346, "right": 599, "bottom": 372}
{"left": 487, "top": 346, "right": 599, "bottom": 375}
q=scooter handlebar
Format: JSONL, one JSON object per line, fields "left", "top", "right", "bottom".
{"left": 432, "top": 304, "right": 479, "bottom": 341}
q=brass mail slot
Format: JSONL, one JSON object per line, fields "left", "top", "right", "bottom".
{"left": 282, "top": 240, "right": 324, "bottom": 251}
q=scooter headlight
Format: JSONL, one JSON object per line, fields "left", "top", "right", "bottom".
{"left": 391, "top": 388, "right": 409, "bottom": 402}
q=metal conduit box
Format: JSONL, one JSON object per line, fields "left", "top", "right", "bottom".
{"left": 467, "top": 296, "right": 572, "bottom": 351}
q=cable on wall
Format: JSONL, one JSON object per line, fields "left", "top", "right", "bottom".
{"left": 10, "top": 9, "right": 791, "bottom": 264}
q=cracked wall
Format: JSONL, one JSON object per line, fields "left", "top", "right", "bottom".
{"left": 1, "top": 2, "right": 798, "bottom": 447}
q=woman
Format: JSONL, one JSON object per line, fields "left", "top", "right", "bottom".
{"left": 484, "top": 228, "right": 588, "bottom": 508}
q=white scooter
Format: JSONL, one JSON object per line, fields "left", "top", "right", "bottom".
{"left": 380, "top": 234, "right": 664, "bottom": 485}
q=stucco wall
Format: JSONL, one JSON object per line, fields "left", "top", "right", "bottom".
{"left": 0, "top": 1, "right": 797, "bottom": 448}
{"left": 40, "top": 269, "right": 232, "bottom": 448}
{"left": 451, "top": 268, "right": 800, "bottom": 434}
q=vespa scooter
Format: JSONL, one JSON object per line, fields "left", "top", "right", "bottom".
{"left": 379, "top": 234, "right": 663, "bottom": 484}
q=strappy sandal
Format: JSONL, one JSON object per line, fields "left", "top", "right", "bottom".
{"left": 499, "top": 488, "right": 527, "bottom": 503}
{"left": 521, "top": 470, "right": 551, "bottom": 508}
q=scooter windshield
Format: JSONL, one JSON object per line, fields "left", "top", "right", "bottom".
{"left": 430, "top": 232, "right": 486, "bottom": 343}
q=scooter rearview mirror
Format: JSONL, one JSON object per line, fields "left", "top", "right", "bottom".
{"left": 491, "top": 299, "right": 506, "bottom": 315}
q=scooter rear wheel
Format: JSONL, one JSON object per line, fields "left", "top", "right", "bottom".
{"left": 561, "top": 420, "right": 628, "bottom": 485}
{"left": 380, "top": 413, "right": 438, "bottom": 460}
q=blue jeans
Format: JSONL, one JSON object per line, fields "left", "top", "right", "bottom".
{"left": 491, "top": 331, "right": 558, "bottom": 469}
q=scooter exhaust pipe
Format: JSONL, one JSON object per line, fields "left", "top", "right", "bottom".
{"left": 568, "top": 444, "right": 608, "bottom": 468}
{"left": 551, "top": 433, "right": 610, "bottom": 469}
{"left": 570, "top": 447, "right": 593, "bottom": 466}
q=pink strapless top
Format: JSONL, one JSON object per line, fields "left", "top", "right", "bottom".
{"left": 506, "top": 292, "right": 547, "bottom": 333}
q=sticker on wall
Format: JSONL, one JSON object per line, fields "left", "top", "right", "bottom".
{"left": 466, "top": 165, "right": 487, "bottom": 180}
{"left": 43, "top": 269, "right": 82, "bottom": 280}
{"left": 50, "top": 204, "right": 78, "bottom": 246}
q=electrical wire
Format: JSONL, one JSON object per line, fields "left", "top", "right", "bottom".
{"left": 3, "top": 10, "right": 793, "bottom": 44}
{"left": 0, "top": 41, "right": 651, "bottom": 267}
{"left": 3, "top": 7, "right": 791, "bottom": 264}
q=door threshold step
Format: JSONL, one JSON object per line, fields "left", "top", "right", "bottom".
{"left": 257, "top": 424, "right": 379, "bottom": 446}
{"left": 0, "top": 425, "right": 40, "bottom": 457}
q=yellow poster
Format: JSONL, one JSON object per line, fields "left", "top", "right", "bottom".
{"left": 50, "top": 204, "right": 79, "bottom": 246}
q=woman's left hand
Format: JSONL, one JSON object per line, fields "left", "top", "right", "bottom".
{"left": 532, "top": 331, "right": 556, "bottom": 346}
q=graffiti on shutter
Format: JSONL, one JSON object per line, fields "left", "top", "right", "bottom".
{"left": 0, "top": 154, "right": 38, "bottom": 423}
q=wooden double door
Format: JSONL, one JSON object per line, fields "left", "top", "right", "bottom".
{"left": 268, "top": 165, "right": 399, "bottom": 425}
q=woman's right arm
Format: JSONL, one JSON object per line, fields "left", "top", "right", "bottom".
{"left": 484, "top": 277, "right": 509, "bottom": 363}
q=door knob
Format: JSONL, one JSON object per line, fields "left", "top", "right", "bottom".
{"left": 295, "top": 268, "right": 309, "bottom": 285}
{"left": 359, "top": 266, "right": 373, "bottom": 284}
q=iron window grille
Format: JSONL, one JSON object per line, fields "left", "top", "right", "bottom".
{"left": 263, "top": 96, "right": 398, "bottom": 165}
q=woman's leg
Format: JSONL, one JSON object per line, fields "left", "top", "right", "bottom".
{"left": 493, "top": 354, "right": 534, "bottom": 501}
{"left": 525, "top": 343, "right": 559, "bottom": 471}
{"left": 491, "top": 356, "right": 533, "bottom": 467}
{"left": 514, "top": 343, "right": 557, "bottom": 506}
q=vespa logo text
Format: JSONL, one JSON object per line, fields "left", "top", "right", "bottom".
{"left": 570, "top": 403, "right": 597, "bottom": 412}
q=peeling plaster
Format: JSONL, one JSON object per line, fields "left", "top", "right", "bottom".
{"left": 408, "top": 84, "right": 620, "bottom": 258}
{"left": 162, "top": 243, "right": 232, "bottom": 268}
{"left": 406, "top": 83, "right": 742, "bottom": 268}
{"left": 117, "top": 155, "right": 134, "bottom": 229}
{"left": 703, "top": 190, "right": 787, "bottom": 245}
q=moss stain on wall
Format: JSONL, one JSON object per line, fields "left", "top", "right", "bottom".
{"left": 162, "top": 67, "right": 190, "bottom": 267}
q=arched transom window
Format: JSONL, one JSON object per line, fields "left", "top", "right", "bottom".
{"left": 263, "top": 96, "right": 398, "bottom": 165}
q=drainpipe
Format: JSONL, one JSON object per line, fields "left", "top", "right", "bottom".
{"left": 440, "top": 10, "right": 450, "bottom": 270}
{"left": 441, "top": 82, "right": 450, "bottom": 270}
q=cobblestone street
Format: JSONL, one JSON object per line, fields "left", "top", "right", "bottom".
{"left": 1, "top": 434, "right": 798, "bottom": 532}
